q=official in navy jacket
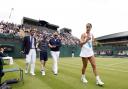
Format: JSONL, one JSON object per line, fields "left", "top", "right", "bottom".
{"left": 22, "top": 29, "right": 37, "bottom": 76}
{"left": 48, "top": 32, "right": 61, "bottom": 75}
{"left": 22, "top": 35, "right": 36, "bottom": 55}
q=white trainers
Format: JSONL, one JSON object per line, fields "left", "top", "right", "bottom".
{"left": 41, "top": 71, "right": 46, "bottom": 76}
{"left": 25, "top": 70, "right": 28, "bottom": 74}
{"left": 81, "top": 77, "right": 88, "bottom": 84}
{"left": 96, "top": 79, "right": 104, "bottom": 86}
{"left": 52, "top": 70, "right": 58, "bottom": 75}
{"left": 30, "top": 72, "right": 36, "bottom": 76}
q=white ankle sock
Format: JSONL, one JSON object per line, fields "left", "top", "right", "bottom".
{"left": 82, "top": 74, "right": 85, "bottom": 78}
{"left": 96, "top": 75, "right": 100, "bottom": 80}
{"left": 41, "top": 68, "right": 45, "bottom": 71}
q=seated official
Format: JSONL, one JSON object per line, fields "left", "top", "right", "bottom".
{"left": 0, "top": 47, "right": 14, "bottom": 65}
{"left": 0, "top": 57, "right": 4, "bottom": 84}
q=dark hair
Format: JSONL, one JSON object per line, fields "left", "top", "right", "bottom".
{"left": 86, "top": 23, "right": 92, "bottom": 28}
{"left": 30, "top": 28, "right": 36, "bottom": 32}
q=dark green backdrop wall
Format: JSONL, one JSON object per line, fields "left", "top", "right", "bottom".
{"left": 0, "top": 34, "right": 22, "bottom": 58}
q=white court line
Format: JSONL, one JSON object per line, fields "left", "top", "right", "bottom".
{"left": 60, "top": 61, "right": 128, "bottom": 73}
{"left": 98, "top": 67, "right": 128, "bottom": 73}
{"left": 60, "top": 62, "right": 128, "bottom": 73}
{"left": 61, "top": 60, "right": 128, "bottom": 68}
{"left": 106, "top": 61, "right": 128, "bottom": 66}
{"left": 96, "top": 64, "right": 127, "bottom": 70}
{"left": 14, "top": 59, "right": 128, "bottom": 73}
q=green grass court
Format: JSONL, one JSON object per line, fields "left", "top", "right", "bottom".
{"left": 3, "top": 57, "right": 128, "bottom": 89}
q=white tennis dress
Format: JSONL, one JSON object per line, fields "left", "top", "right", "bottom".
{"left": 80, "top": 33, "right": 94, "bottom": 57}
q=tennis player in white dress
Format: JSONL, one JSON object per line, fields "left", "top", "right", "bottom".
{"left": 80, "top": 23, "right": 104, "bottom": 86}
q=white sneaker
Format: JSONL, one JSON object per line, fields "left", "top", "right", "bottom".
{"left": 41, "top": 71, "right": 46, "bottom": 76}
{"left": 81, "top": 77, "right": 88, "bottom": 84}
{"left": 96, "top": 79, "right": 104, "bottom": 86}
{"left": 25, "top": 70, "right": 28, "bottom": 74}
{"left": 54, "top": 73, "right": 58, "bottom": 75}
{"left": 52, "top": 70, "right": 58, "bottom": 75}
{"left": 30, "top": 72, "right": 36, "bottom": 76}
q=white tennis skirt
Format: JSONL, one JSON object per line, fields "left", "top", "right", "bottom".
{"left": 80, "top": 47, "right": 94, "bottom": 58}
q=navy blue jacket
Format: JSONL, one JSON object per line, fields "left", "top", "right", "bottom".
{"left": 49, "top": 37, "right": 61, "bottom": 51}
{"left": 0, "top": 57, "right": 4, "bottom": 77}
{"left": 0, "top": 52, "right": 6, "bottom": 57}
{"left": 22, "top": 36, "right": 36, "bottom": 55}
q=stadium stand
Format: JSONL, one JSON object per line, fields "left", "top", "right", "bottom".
{"left": 60, "top": 28, "right": 79, "bottom": 45}
{"left": 0, "top": 17, "right": 80, "bottom": 58}
{"left": 95, "top": 31, "right": 128, "bottom": 57}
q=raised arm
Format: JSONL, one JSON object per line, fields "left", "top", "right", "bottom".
{"left": 80, "top": 33, "right": 90, "bottom": 47}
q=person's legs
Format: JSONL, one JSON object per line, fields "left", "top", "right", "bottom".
{"left": 41, "top": 60, "right": 45, "bottom": 71}
{"left": 56, "top": 51, "right": 60, "bottom": 60}
{"left": 30, "top": 49, "right": 36, "bottom": 75}
{"left": 56, "top": 51, "right": 60, "bottom": 74}
{"left": 72, "top": 53, "right": 74, "bottom": 58}
{"left": 40, "top": 52, "right": 48, "bottom": 76}
{"left": 25, "top": 62, "right": 29, "bottom": 73}
{"left": 89, "top": 56, "right": 104, "bottom": 85}
{"left": 51, "top": 51, "right": 58, "bottom": 75}
{"left": 81, "top": 57, "right": 88, "bottom": 83}
{"left": 41, "top": 60, "right": 46, "bottom": 75}
{"left": 40, "top": 52, "right": 47, "bottom": 70}
{"left": 25, "top": 53, "right": 31, "bottom": 74}
{"left": 88, "top": 56, "right": 98, "bottom": 76}
{"left": 44, "top": 61, "right": 46, "bottom": 67}
{"left": 82, "top": 57, "right": 88, "bottom": 75}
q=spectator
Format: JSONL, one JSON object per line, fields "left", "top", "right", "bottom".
{"left": 0, "top": 20, "right": 80, "bottom": 46}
